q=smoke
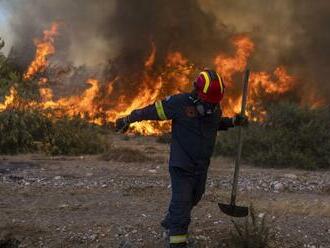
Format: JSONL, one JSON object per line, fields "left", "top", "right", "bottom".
{"left": 202, "top": 0, "right": 330, "bottom": 103}
{"left": 1, "top": 0, "right": 229, "bottom": 68}
{"left": 0, "top": 0, "right": 118, "bottom": 68}
{"left": 1, "top": 0, "right": 330, "bottom": 103}
{"left": 289, "top": 1, "right": 330, "bottom": 103}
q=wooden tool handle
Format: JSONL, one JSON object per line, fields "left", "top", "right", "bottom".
{"left": 230, "top": 69, "right": 250, "bottom": 205}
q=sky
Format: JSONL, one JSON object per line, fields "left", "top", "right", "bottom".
{"left": 0, "top": 4, "right": 11, "bottom": 54}
{"left": 0, "top": 6, "right": 7, "bottom": 26}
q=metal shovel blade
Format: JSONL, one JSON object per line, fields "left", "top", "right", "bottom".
{"left": 218, "top": 203, "right": 249, "bottom": 218}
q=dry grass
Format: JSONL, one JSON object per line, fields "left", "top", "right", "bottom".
{"left": 259, "top": 198, "right": 330, "bottom": 217}
{"left": 228, "top": 205, "right": 274, "bottom": 248}
{"left": 233, "top": 192, "right": 330, "bottom": 218}
{"left": 101, "top": 147, "right": 151, "bottom": 163}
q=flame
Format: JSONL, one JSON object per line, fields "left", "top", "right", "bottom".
{"left": 37, "top": 78, "right": 102, "bottom": 124}
{"left": 214, "top": 36, "right": 298, "bottom": 119}
{"left": 127, "top": 51, "right": 192, "bottom": 134}
{"left": 39, "top": 77, "right": 49, "bottom": 85}
{"left": 102, "top": 44, "right": 165, "bottom": 134}
{"left": 215, "top": 35, "right": 255, "bottom": 84}
{"left": 100, "top": 48, "right": 192, "bottom": 135}
{"left": 24, "top": 23, "right": 59, "bottom": 80}
{"left": 165, "top": 52, "right": 193, "bottom": 93}
{"left": 57, "top": 78, "right": 100, "bottom": 115}
{"left": 0, "top": 87, "right": 17, "bottom": 111}
{"left": 250, "top": 67, "right": 296, "bottom": 94}
{"left": 144, "top": 42, "right": 156, "bottom": 68}
{"left": 214, "top": 36, "right": 255, "bottom": 116}
{"left": 0, "top": 23, "right": 321, "bottom": 135}
{"left": 105, "top": 70, "right": 165, "bottom": 134}
{"left": 39, "top": 88, "right": 53, "bottom": 102}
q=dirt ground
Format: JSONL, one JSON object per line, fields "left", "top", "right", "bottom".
{"left": 0, "top": 135, "right": 330, "bottom": 248}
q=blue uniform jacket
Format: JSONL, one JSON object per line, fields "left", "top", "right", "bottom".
{"left": 129, "top": 93, "right": 234, "bottom": 173}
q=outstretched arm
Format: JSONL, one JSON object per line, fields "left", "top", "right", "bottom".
{"left": 115, "top": 96, "right": 178, "bottom": 132}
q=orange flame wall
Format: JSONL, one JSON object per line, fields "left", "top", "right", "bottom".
{"left": 1, "top": 24, "right": 302, "bottom": 135}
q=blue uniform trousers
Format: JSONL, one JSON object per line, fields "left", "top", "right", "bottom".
{"left": 168, "top": 166, "right": 208, "bottom": 236}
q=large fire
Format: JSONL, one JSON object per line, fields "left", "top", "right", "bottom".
{"left": 0, "top": 23, "right": 306, "bottom": 135}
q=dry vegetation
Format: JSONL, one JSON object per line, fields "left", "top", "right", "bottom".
{"left": 228, "top": 206, "right": 274, "bottom": 248}
{"left": 214, "top": 102, "right": 330, "bottom": 170}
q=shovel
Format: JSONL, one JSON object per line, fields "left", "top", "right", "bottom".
{"left": 218, "top": 69, "right": 250, "bottom": 218}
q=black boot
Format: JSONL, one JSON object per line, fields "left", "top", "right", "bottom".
{"left": 161, "top": 218, "right": 170, "bottom": 230}
{"left": 161, "top": 212, "right": 170, "bottom": 230}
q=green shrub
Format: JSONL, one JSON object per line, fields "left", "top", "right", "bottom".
{"left": 0, "top": 109, "right": 49, "bottom": 154}
{"left": 214, "top": 102, "right": 330, "bottom": 169}
{"left": 0, "top": 108, "right": 109, "bottom": 155}
{"left": 45, "top": 116, "right": 110, "bottom": 155}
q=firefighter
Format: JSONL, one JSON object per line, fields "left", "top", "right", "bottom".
{"left": 115, "top": 69, "right": 248, "bottom": 247}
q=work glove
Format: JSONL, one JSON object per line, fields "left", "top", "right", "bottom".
{"left": 115, "top": 116, "right": 131, "bottom": 133}
{"left": 232, "top": 114, "right": 249, "bottom": 127}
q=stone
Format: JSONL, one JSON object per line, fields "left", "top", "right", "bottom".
{"left": 284, "top": 173, "right": 298, "bottom": 180}
{"left": 261, "top": 183, "right": 268, "bottom": 188}
{"left": 273, "top": 182, "right": 285, "bottom": 191}
{"left": 90, "top": 234, "right": 97, "bottom": 241}
{"left": 258, "top": 213, "right": 265, "bottom": 218}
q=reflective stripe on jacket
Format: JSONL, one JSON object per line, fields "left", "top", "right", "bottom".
{"left": 129, "top": 93, "right": 234, "bottom": 172}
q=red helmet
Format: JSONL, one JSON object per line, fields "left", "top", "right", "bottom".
{"left": 194, "top": 70, "right": 225, "bottom": 104}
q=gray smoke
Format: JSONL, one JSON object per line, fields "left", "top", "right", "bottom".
{"left": 0, "top": 0, "right": 118, "bottom": 68}
{"left": 0, "top": 0, "right": 329, "bottom": 103}
{"left": 203, "top": 0, "right": 330, "bottom": 104}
